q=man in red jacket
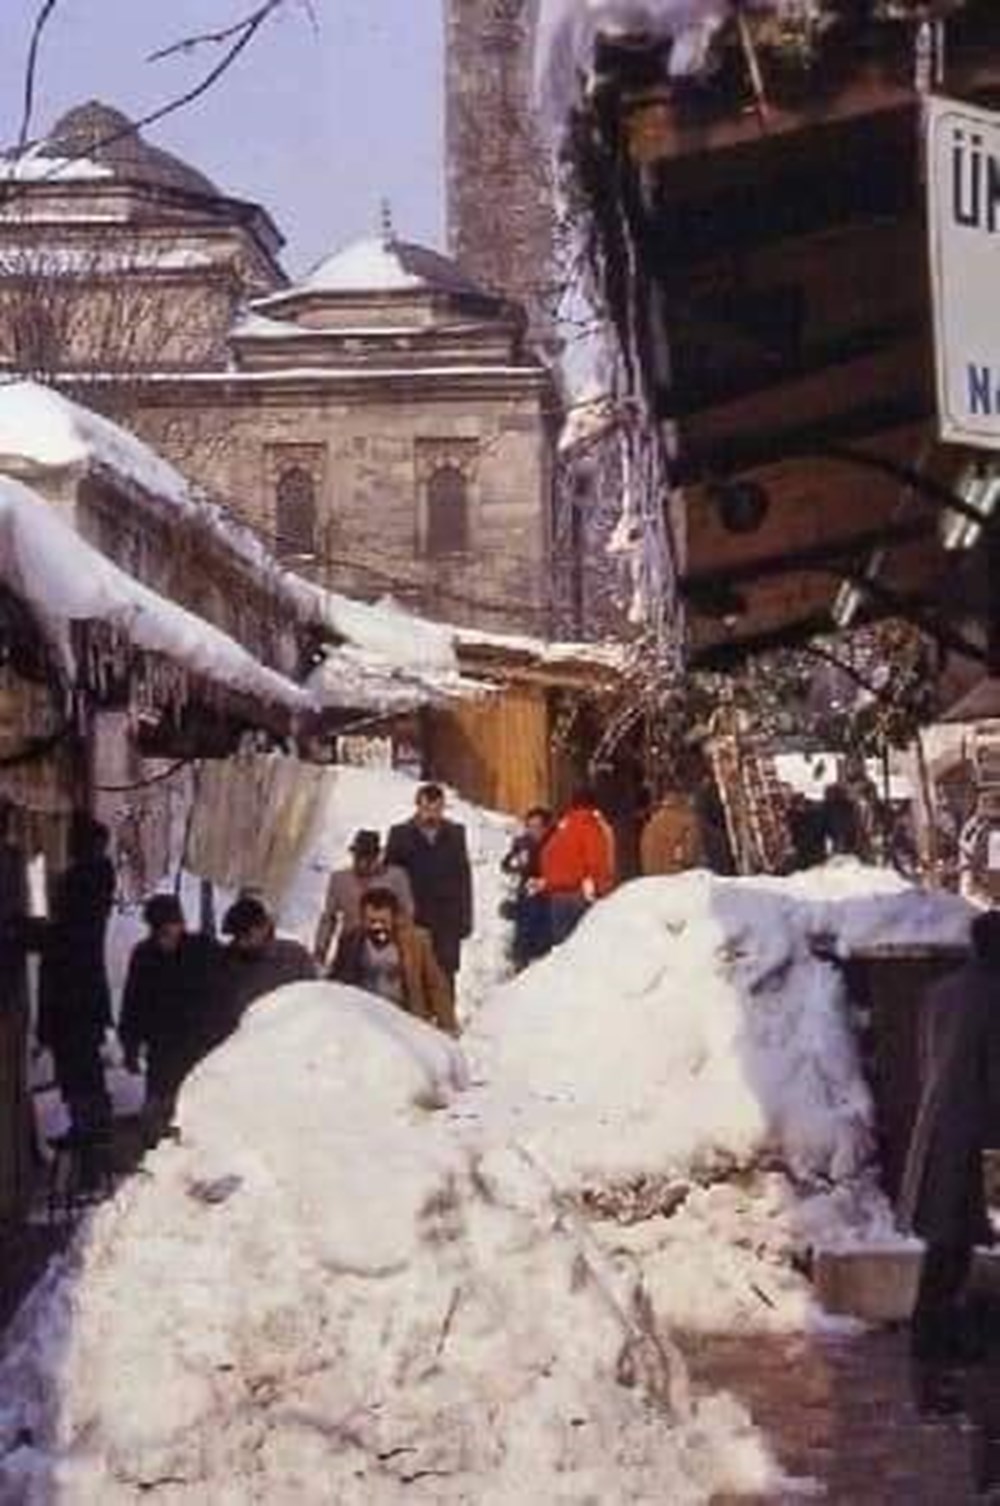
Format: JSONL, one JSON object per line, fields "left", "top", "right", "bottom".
{"left": 539, "top": 787, "right": 615, "bottom": 945}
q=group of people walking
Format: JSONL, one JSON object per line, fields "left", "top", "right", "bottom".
{"left": 4, "top": 779, "right": 619, "bottom": 1161}
{"left": 501, "top": 787, "right": 616, "bottom": 970}
{"left": 34, "top": 785, "right": 471, "bottom": 1146}
{"left": 118, "top": 782, "right": 477, "bottom": 1141}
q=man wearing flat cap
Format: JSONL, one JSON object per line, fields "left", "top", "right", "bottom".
{"left": 314, "top": 829, "right": 413, "bottom": 970}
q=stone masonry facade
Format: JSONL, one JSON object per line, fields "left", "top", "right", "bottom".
{"left": 131, "top": 381, "right": 553, "bottom": 634}
{"left": 0, "top": 103, "right": 556, "bottom": 636}
{"left": 445, "top": 0, "right": 556, "bottom": 336}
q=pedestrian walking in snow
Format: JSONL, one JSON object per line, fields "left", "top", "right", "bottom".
{"left": 899, "top": 911, "right": 1000, "bottom": 1404}
{"left": 38, "top": 815, "right": 115, "bottom": 1140}
{"left": 385, "top": 784, "right": 472, "bottom": 993}
{"left": 119, "top": 895, "right": 220, "bottom": 1144}
{"left": 538, "top": 787, "right": 615, "bottom": 945}
{"left": 0, "top": 800, "right": 33, "bottom": 1217}
{"left": 331, "top": 887, "right": 456, "bottom": 1035}
{"left": 501, "top": 807, "right": 553, "bottom": 969}
{"left": 215, "top": 895, "right": 317, "bottom": 1041}
{"left": 314, "top": 829, "right": 414, "bottom": 968}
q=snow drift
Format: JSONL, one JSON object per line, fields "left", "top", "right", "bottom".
{"left": 0, "top": 861, "right": 973, "bottom": 1500}
{"left": 0, "top": 987, "right": 776, "bottom": 1503}
{"left": 472, "top": 864, "right": 971, "bottom": 1193}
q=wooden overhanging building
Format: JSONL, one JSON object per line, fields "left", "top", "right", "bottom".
{"left": 566, "top": 0, "right": 1000, "bottom": 690}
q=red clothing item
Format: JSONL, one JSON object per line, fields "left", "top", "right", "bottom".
{"left": 540, "top": 807, "right": 615, "bottom": 897}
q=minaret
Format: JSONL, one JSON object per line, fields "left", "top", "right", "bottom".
{"left": 444, "top": 0, "right": 554, "bottom": 334}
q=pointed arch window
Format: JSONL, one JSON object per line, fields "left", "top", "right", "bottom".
{"left": 275, "top": 465, "right": 317, "bottom": 559}
{"left": 426, "top": 464, "right": 470, "bottom": 557}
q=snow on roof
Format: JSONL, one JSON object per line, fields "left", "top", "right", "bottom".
{"left": 258, "top": 234, "right": 491, "bottom": 304}
{"left": 5, "top": 246, "right": 217, "bottom": 274}
{"left": 455, "top": 621, "right": 626, "bottom": 674}
{"left": 294, "top": 584, "right": 483, "bottom": 710}
{"left": 536, "top": 1, "right": 772, "bottom": 136}
{"left": 0, "top": 476, "right": 311, "bottom": 711}
{"left": 0, "top": 381, "right": 287, "bottom": 587}
{"left": 0, "top": 384, "right": 483, "bottom": 711}
{"left": 0, "top": 144, "right": 112, "bottom": 182}
{"left": 117, "top": 364, "right": 542, "bottom": 385}
{"left": 231, "top": 311, "right": 446, "bottom": 341}
{"left": 0, "top": 379, "right": 197, "bottom": 512}
{"left": 0, "top": 384, "right": 605, "bottom": 712}
{"left": 230, "top": 310, "right": 298, "bottom": 339}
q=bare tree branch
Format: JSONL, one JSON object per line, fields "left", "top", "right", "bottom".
{"left": 146, "top": 0, "right": 287, "bottom": 65}
{"left": 2, "top": 0, "right": 293, "bottom": 209}
{"left": 18, "top": 0, "right": 61, "bottom": 151}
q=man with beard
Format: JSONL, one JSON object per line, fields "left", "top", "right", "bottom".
{"left": 331, "top": 887, "right": 456, "bottom": 1036}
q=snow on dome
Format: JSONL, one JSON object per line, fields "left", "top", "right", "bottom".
{"left": 0, "top": 475, "right": 311, "bottom": 711}
{"left": 3, "top": 100, "right": 221, "bottom": 198}
{"left": 260, "top": 235, "right": 492, "bottom": 303}
{"left": 0, "top": 986, "right": 778, "bottom": 1502}
{"left": 0, "top": 143, "right": 112, "bottom": 183}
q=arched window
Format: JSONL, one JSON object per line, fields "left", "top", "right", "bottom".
{"left": 426, "top": 465, "right": 469, "bottom": 557}
{"left": 275, "top": 466, "right": 317, "bottom": 559}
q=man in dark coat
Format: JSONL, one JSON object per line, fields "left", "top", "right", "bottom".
{"left": 385, "top": 784, "right": 472, "bottom": 992}
{"left": 212, "top": 895, "right": 317, "bottom": 1046}
{"left": 899, "top": 911, "right": 1000, "bottom": 1383}
{"left": 38, "top": 815, "right": 115, "bottom": 1138}
{"left": 331, "top": 887, "right": 457, "bottom": 1035}
{"left": 119, "top": 895, "right": 220, "bottom": 1144}
{"left": 501, "top": 807, "right": 553, "bottom": 971}
{"left": 0, "top": 800, "right": 33, "bottom": 1216}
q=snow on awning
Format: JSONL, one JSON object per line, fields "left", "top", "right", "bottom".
{"left": 0, "top": 379, "right": 199, "bottom": 514}
{"left": 0, "top": 476, "right": 313, "bottom": 715}
{"left": 536, "top": 0, "right": 809, "bottom": 139}
{"left": 298, "top": 587, "right": 485, "bottom": 713}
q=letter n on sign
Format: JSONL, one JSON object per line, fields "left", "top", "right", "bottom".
{"left": 927, "top": 96, "right": 1000, "bottom": 450}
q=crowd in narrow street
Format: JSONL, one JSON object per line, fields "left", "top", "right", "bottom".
{"left": 2, "top": 779, "right": 635, "bottom": 1167}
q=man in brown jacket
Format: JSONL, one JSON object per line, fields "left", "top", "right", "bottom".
{"left": 330, "top": 887, "right": 457, "bottom": 1036}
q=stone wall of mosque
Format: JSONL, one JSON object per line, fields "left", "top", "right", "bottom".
{"left": 128, "top": 381, "right": 555, "bottom": 635}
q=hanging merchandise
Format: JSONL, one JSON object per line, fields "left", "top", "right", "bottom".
{"left": 184, "top": 754, "right": 327, "bottom": 907}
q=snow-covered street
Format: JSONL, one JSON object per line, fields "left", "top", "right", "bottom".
{"left": 0, "top": 852, "right": 974, "bottom": 1503}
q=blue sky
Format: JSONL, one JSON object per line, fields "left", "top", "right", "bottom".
{"left": 0, "top": 0, "right": 445, "bottom": 274}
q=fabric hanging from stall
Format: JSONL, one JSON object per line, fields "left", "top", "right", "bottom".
{"left": 184, "top": 754, "right": 327, "bottom": 907}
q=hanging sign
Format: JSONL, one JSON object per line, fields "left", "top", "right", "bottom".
{"left": 927, "top": 96, "right": 1000, "bottom": 450}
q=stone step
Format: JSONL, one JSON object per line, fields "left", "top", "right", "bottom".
{"left": 815, "top": 1246, "right": 1000, "bottom": 1324}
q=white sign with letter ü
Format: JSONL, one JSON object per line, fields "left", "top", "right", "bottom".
{"left": 927, "top": 96, "right": 1000, "bottom": 449}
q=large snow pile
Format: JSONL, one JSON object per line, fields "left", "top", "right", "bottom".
{"left": 473, "top": 864, "right": 970, "bottom": 1192}
{"left": 0, "top": 988, "right": 777, "bottom": 1503}
{"left": 463, "top": 863, "right": 970, "bottom": 1338}
{"left": 2, "top": 861, "right": 970, "bottom": 1499}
